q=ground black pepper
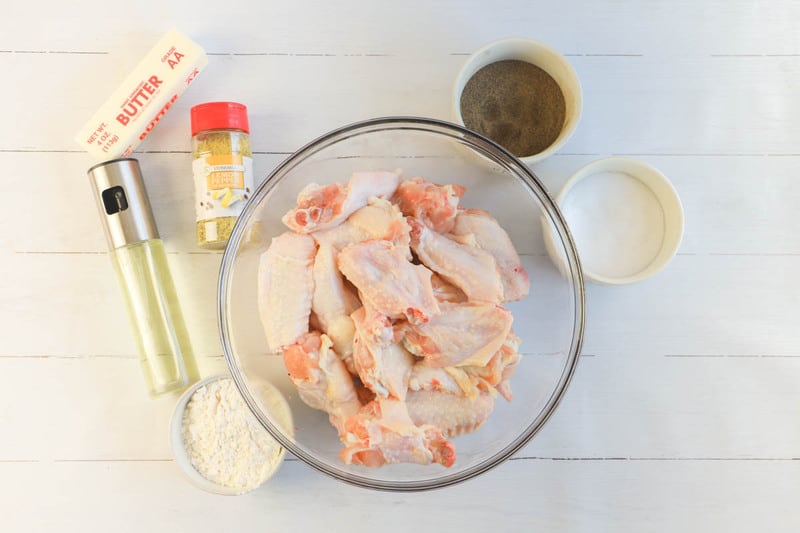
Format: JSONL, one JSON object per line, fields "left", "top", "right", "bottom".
{"left": 460, "top": 60, "right": 566, "bottom": 158}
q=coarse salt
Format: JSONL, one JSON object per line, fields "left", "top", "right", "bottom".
{"left": 561, "top": 171, "right": 665, "bottom": 279}
{"left": 181, "top": 378, "right": 283, "bottom": 491}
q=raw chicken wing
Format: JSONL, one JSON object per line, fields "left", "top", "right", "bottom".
{"left": 351, "top": 307, "right": 414, "bottom": 400}
{"left": 430, "top": 273, "right": 468, "bottom": 304}
{"left": 462, "top": 332, "right": 522, "bottom": 401}
{"left": 410, "top": 218, "right": 504, "bottom": 304}
{"left": 283, "top": 332, "right": 362, "bottom": 436}
{"left": 311, "top": 243, "right": 360, "bottom": 369}
{"left": 314, "top": 197, "right": 411, "bottom": 257}
{"left": 283, "top": 170, "right": 402, "bottom": 233}
{"left": 408, "top": 364, "right": 481, "bottom": 399}
{"left": 403, "top": 301, "right": 513, "bottom": 367}
{"left": 450, "top": 209, "right": 530, "bottom": 301}
{"left": 338, "top": 240, "right": 440, "bottom": 325}
{"left": 406, "top": 390, "right": 495, "bottom": 438}
{"left": 350, "top": 301, "right": 404, "bottom": 348}
{"left": 340, "top": 398, "right": 455, "bottom": 467}
{"left": 393, "top": 177, "right": 465, "bottom": 233}
{"left": 258, "top": 232, "right": 316, "bottom": 353}
{"left": 408, "top": 333, "right": 521, "bottom": 401}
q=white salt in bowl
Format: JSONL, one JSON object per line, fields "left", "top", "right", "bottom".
{"left": 170, "top": 374, "right": 292, "bottom": 495}
{"left": 452, "top": 37, "right": 583, "bottom": 164}
{"left": 547, "top": 157, "right": 684, "bottom": 285}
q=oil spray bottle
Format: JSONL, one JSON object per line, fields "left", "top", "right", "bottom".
{"left": 88, "top": 158, "right": 199, "bottom": 397}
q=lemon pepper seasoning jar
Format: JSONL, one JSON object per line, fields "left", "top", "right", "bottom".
{"left": 190, "top": 102, "right": 255, "bottom": 249}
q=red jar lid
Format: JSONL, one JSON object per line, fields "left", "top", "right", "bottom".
{"left": 190, "top": 102, "right": 250, "bottom": 135}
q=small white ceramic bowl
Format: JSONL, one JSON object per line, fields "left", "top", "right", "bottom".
{"left": 547, "top": 157, "right": 684, "bottom": 285}
{"left": 170, "top": 374, "right": 291, "bottom": 495}
{"left": 452, "top": 37, "right": 583, "bottom": 164}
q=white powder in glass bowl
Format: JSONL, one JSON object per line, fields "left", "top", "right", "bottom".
{"left": 180, "top": 377, "right": 284, "bottom": 491}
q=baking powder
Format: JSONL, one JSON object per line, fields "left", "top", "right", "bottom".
{"left": 181, "top": 378, "right": 282, "bottom": 490}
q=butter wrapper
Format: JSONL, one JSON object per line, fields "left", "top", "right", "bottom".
{"left": 75, "top": 28, "right": 207, "bottom": 160}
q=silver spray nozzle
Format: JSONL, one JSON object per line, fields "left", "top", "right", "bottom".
{"left": 87, "top": 158, "right": 160, "bottom": 249}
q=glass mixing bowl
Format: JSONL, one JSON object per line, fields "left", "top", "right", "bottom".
{"left": 220, "top": 117, "right": 584, "bottom": 491}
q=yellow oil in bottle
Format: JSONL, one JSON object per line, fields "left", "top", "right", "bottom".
{"left": 110, "top": 239, "right": 200, "bottom": 397}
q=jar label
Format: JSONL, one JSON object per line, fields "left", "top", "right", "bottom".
{"left": 192, "top": 155, "right": 254, "bottom": 221}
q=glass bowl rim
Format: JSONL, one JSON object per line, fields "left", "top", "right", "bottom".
{"left": 218, "top": 116, "right": 585, "bottom": 492}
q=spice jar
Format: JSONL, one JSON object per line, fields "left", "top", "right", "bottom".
{"left": 190, "top": 102, "right": 255, "bottom": 249}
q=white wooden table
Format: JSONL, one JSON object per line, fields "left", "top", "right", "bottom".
{"left": 2, "top": 1, "right": 799, "bottom": 531}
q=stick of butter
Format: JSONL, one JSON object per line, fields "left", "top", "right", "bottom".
{"left": 75, "top": 28, "right": 208, "bottom": 161}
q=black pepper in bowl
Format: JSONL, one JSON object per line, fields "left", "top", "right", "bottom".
{"left": 460, "top": 60, "right": 566, "bottom": 158}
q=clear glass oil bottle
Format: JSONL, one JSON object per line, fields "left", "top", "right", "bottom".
{"left": 88, "top": 158, "right": 200, "bottom": 397}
